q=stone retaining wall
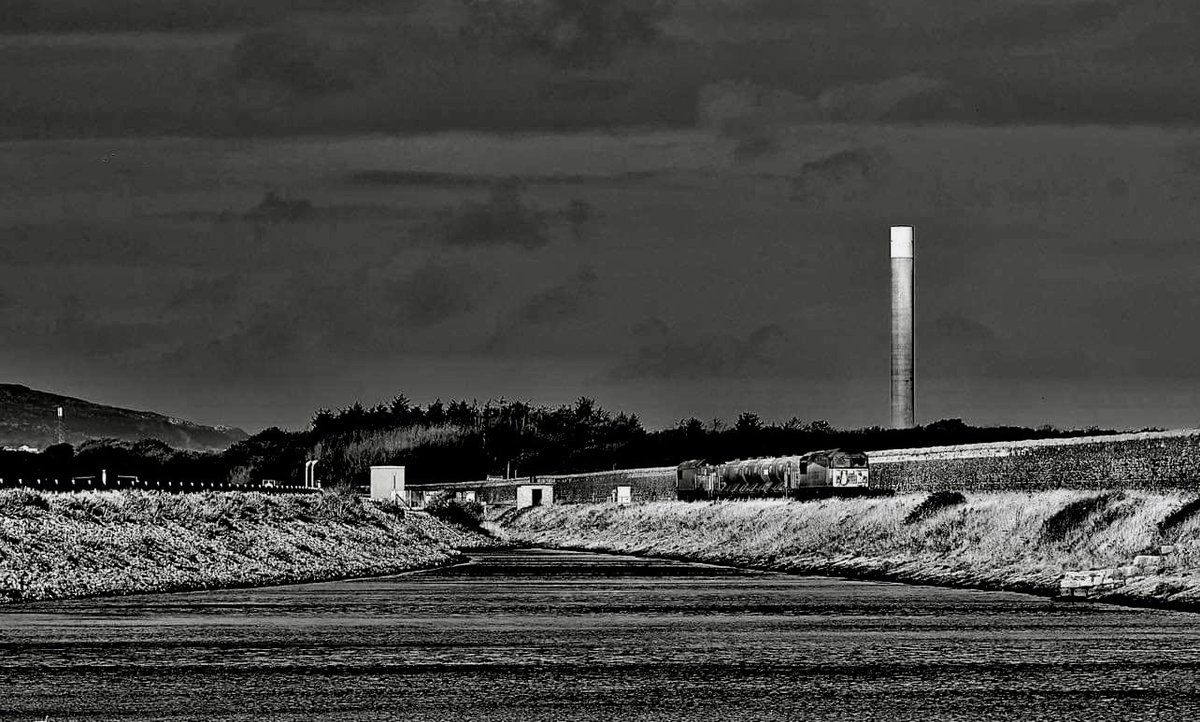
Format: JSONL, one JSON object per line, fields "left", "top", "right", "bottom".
{"left": 869, "top": 430, "right": 1200, "bottom": 493}
{"left": 1060, "top": 546, "right": 1179, "bottom": 598}
{"left": 536, "top": 467, "right": 677, "bottom": 504}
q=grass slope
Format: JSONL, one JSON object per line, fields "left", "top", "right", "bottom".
{"left": 501, "top": 492, "right": 1200, "bottom": 607}
{"left": 0, "top": 488, "right": 489, "bottom": 603}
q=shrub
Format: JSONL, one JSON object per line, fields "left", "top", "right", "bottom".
{"left": 904, "top": 490, "right": 966, "bottom": 525}
{"left": 0, "top": 488, "right": 50, "bottom": 515}
{"left": 425, "top": 492, "right": 484, "bottom": 531}
{"left": 1158, "top": 497, "right": 1200, "bottom": 537}
{"left": 54, "top": 493, "right": 111, "bottom": 522}
{"left": 376, "top": 498, "right": 409, "bottom": 520}
{"left": 311, "top": 484, "right": 368, "bottom": 523}
{"left": 1041, "top": 492, "right": 1122, "bottom": 543}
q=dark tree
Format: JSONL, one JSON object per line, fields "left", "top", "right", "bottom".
{"left": 735, "top": 411, "right": 762, "bottom": 434}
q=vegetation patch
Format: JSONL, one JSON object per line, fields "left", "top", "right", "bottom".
{"left": 1158, "top": 497, "right": 1200, "bottom": 537}
{"left": 0, "top": 488, "right": 491, "bottom": 604}
{"left": 0, "top": 487, "right": 49, "bottom": 515}
{"left": 501, "top": 491, "right": 1200, "bottom": 610}
{"left": 904, "top": 490, "right": 966, "bottom": 525}
{"left": 425, "top": 492, "right": 485, "bottom": 532}
{"left": 1041, "top": 492, "right": 1123, "bottom": 543}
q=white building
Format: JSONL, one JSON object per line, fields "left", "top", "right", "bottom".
{"left": 370, "top": 466, "right": 406, "bottom": 502}
{"left": 516, "top": 484, "right": 553, "bottom": 508}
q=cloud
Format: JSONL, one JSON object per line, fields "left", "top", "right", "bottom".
{"left": 608, "top": 322, "right": 790, "bottom": 381}
{"left": 926, "top": 314, "right": 1107, "bottom": 380}
{"left": 484, "top": 266, "right": 600, "bottom": 351}
{"left": 153, "top": 303, "right": 306, "bottom": 384}
{"left": 149, "top": 255, "right": 499, "bottom": 378}
{"left": 348, "top": 169, "right": 659, "bottom": 188}
{"left": 434, "top": 182, "right": 551, "bottom": 250}
{"left": 460, "top": 0, "right": 673, "bottom": 69}
{"left": 630, "top": 316, "right": 670, "bottom": 340}
{"left": 0, "top": 293, "right": 174, "bottom": 361}
{"left": 166, "top": 274, "right": 243, "bottom": 312}
{"left": 933, "top": 314, "right": 996, "bottom": 343}
{"left": 385, "top": 260, "right": 489, "bottom": 327}
{"left": 513, "top": 266, "right": 599, "bottom": 325}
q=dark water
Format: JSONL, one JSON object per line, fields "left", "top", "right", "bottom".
{"left": 2, "top": 549, "right": 1199, "bottom": 721}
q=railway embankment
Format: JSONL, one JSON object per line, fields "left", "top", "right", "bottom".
{"left": 500, "top": 492, "right": 1200, "bottom": 609}
{"left": 0, "top": 488, "right": 491, "bottom": 604}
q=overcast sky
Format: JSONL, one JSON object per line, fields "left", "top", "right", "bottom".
{"left": 4, "top": 1, "right": 1200, "bottom": 433}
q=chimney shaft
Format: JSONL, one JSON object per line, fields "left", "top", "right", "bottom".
{"left": 890, "top": 226, "right": 915, "bottom": 428}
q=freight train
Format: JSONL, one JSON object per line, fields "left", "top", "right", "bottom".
{"left": 676, "top": 449, "right": 888, "bottom": 500}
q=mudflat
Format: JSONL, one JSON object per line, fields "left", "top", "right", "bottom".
{"left": 2, "top": 548, "right": 1197, "bottom": 721}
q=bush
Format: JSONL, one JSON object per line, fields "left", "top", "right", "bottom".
{"left": 0, "top": 487, "right": 50, "bottom": 516}
{"left": 904, "top": 490, "right": 966, "bottom": 525}
{"left": 54, "top": 493, "right": 110, "bottom": 522}
{"left": 311, "top": 484, "right": 368, "bottom": 523}
{"left": 1159, "top": 497, "right": 1200, "bottom": 537}
{"left": 1041, "top": 492, "right": 1122, "bottom": 543}
{"left": 425, "top": 492, "right": 484, "bottom": 531}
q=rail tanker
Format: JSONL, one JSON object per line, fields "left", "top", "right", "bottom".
{"left": 676, "top": 449, "right": 888, "bottom": 500}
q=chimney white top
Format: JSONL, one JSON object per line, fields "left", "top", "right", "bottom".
{"left": 890, "top": 226, "right": 914, "bottom": 258}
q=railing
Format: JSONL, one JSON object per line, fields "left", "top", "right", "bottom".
{"left": 0, "top": 476, "right": 319, "bottom": 494}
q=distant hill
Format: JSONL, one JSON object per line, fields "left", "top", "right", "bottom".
{"left": 0, "top": 384, "right": 248, "bottom": 451}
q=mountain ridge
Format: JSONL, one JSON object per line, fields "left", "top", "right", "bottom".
{"left": 0, "top": 384, "right": 249, "bottom": 451}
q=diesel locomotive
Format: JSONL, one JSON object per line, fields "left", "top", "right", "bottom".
{"left": 676, "top": 449, "right": 886, "bottom": 500}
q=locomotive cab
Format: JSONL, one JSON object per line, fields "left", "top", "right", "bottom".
{"left": 676, "top": 459, "right": 709, "bottom": 501}
{"left": 798, "top": 449, "right": 870, "bottom": 488}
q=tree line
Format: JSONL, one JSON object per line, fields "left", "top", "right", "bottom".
{"left": 0, "top": 394, "right": 1128, "bottom": 489}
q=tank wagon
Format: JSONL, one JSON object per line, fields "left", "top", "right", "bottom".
{"left": 676, "top": 449, "right": 885, "bottom": 500}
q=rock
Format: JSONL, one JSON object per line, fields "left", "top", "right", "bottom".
{"left": 1116, "top": 565, "right": 1142, "bottom": 579}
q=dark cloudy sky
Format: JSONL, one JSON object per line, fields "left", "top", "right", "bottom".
{"left": 4, "top": 0, "right": 1200, "bottom": 433}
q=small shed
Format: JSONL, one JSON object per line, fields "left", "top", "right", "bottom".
{"left": 516, "top": 484, "right": 554, "bottom": 508}
{"left": 370, "top": 465, "right": 406, "bottom": 501}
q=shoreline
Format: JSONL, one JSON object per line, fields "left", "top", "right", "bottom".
{"left": 517, "top": 542, "right": 1191, "bottom": 612}
{"left": 1, "top": 554, "right": 478, "bottom": 609}
{"left": 499, "top": 494, "right": 1200, "bottom": 614}
{"left": 546, "top": 543, "right": 1200, "bottom": 614}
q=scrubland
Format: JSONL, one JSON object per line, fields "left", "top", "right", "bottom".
{"left": 501, "top": 492, "right": 1200, "bottom": 608}
{"left": 0, "top": 488, "right": 490, "bottom": 603}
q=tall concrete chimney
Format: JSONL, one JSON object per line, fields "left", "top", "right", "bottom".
{"left": 890, "top": 226, "right": 915, "bottom": 428}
